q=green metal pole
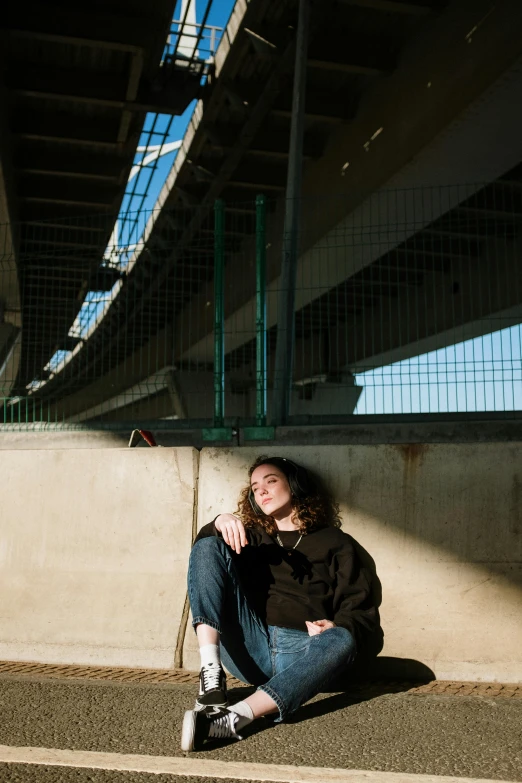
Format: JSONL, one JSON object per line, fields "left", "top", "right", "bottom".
{"left": 255, "top": 194, "right": 267, "bottom": 426}
{"left": 213, "top": 199, "right": 225, "bottom": 427}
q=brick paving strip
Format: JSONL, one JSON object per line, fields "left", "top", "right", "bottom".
{"left": 0, "top": 660, "right": 520, "bottom": 698}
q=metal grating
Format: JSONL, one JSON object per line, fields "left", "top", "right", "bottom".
{"left": 0, "top": 660, "right": 520, "bottom": 698}
{"left": 0, "top": 660, "right": 239, "bottom": 686}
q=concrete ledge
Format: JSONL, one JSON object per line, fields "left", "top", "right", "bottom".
{"left": 0, "top": 430, "right": 131, "bottom": 449}
{"left": 243, "top": 417, "right": 522, "bottom": 445}
{"left": 1, "top": 440, "right": 520, "bottom": 682}
{"left": 1, "top": 415, "right": 521, "bottom": 449}
{"left": 183, "top": 445, "right": 522, "bottom": 681}
{"left": 0, "top": 448, "right": 198, "bottom": 668}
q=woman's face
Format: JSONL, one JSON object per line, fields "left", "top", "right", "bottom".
{"left": 250, "top": 463, "right": 292, "bottom": 518}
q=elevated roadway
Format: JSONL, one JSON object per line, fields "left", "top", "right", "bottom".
{"left": 0, "top": 0, "right": 203, "bottom": 402}
{"left": 4, "top": 0, "right": 522, "bottom": 422}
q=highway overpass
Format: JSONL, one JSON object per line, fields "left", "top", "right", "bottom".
{"left": 2, "top": 0, "right": 522, "bottom": 424}
{"left": 0, "top": 0, "right": 205, "bottom": 403}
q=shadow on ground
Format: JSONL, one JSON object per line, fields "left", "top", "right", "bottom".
{"left": 224, "top": 656, "right": 435, "bottom": 739}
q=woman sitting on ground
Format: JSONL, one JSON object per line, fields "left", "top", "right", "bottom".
{"left": 181, "top": 455, "right": 380, "bottom": 752}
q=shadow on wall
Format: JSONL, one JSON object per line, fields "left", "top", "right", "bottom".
{"left": 320, "top": 506, "right": 433, "bottom": 681}
{"left": 343, "top": 442, "right": 522, "bottom": 589}
{"left": 322, "top": 442, "right": 522, "bottom": 680}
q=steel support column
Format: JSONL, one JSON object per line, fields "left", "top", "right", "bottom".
{"left": 272, "top": 0, "right": 310, "bottom": 425}
{"left": 255, "top": 194, "right": 268, "bottom": 426}
{"left": 213, "top": 198, "right": 225, "bottom": 427}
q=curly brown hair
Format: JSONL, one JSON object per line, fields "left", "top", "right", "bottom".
{"left": 235, "top": 455, "right": 341, "bottom": 536}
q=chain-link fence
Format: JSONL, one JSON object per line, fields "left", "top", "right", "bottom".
{"left": 0, "top": 179, "right": 521, "bottom": 430}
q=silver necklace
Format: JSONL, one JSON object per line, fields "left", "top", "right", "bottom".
{"left": 276, "top": 532, "right": 303, "bottom": 550}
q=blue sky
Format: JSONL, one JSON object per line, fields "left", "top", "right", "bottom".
{"left": 114, "top": 0, "right": 237, "bottom": 254}
{"left": 353, "top": 324, "right": 522, "bottom": 414}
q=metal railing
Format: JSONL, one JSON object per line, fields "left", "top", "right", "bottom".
{"left": 169, "top": 18, "right": 223, "bottom": 63}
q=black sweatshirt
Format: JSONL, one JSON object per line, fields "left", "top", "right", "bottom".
{"left": 195, "top": 521, "right": 380, "bottom": 649}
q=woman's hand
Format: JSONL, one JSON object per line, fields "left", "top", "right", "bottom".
{"left": 305, "top": 619, "right": 336, "bottom": 636}
{"left": 214, "top": 513, "right": 248, "bottom": 554}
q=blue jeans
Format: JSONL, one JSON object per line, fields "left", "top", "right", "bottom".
{"left": 188, "top": 536, "right": 357, "bottom": 721}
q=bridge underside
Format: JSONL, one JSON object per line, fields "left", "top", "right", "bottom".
{"left": 4, "top": 0, "right": 522, "bottom": 423}
{"left": 0, "top": 0, "right": 204, "bottom": 398}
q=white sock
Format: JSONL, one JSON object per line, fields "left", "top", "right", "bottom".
{"left": 229, "top": 700, "right": 254, "bottom": 730}
{"left": 199, "top": 643, "right": 221, "bottom": 670}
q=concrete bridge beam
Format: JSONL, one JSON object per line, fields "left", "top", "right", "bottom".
{"left": 179, "top": 52, "right": 522, "bottom": 367}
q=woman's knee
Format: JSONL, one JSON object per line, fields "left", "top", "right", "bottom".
{"left": 190, "top": 536, "right": 228, "bottom": 564}
{"left": 188, "top": 538, "right": 231, "bottom": 587}
{"left": 324, "top": 626, "right": 357, "bottom": 663}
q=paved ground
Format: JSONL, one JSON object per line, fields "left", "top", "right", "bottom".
{"left": 0, "top": 673, "right": 521, "bottom": 783}
{"left": 3, "top": 772, "right": 261, "bottom": 783}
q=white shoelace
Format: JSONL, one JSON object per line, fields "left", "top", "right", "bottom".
{"left": 201, "top": 665, "right": 222, "bottom": 692}
{"left": 208, "top": 711, "right": 242, "bottom": 740}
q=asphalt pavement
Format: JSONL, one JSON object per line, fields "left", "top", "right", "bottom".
{"left": 0, "top": 675, "right": 520, "bottom": 782}
{"left": 1, "top": 771, "right": 259, "bottom": 783}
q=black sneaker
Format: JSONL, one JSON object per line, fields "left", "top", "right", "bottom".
{"left": 195, "top": 663, "right": 228, "bottom": 710}
{"left": 181, "top": 707, "right": 242, "bottom": 752}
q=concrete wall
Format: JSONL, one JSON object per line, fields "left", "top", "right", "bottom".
{"left": 183, "top": 445, "right": 522, "bottom": 682}
{"left": 1, "top": 441, "right": 521, "bottom": 682}
{"left": 0, "top": 447, "right": 198, "bottom": 668}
